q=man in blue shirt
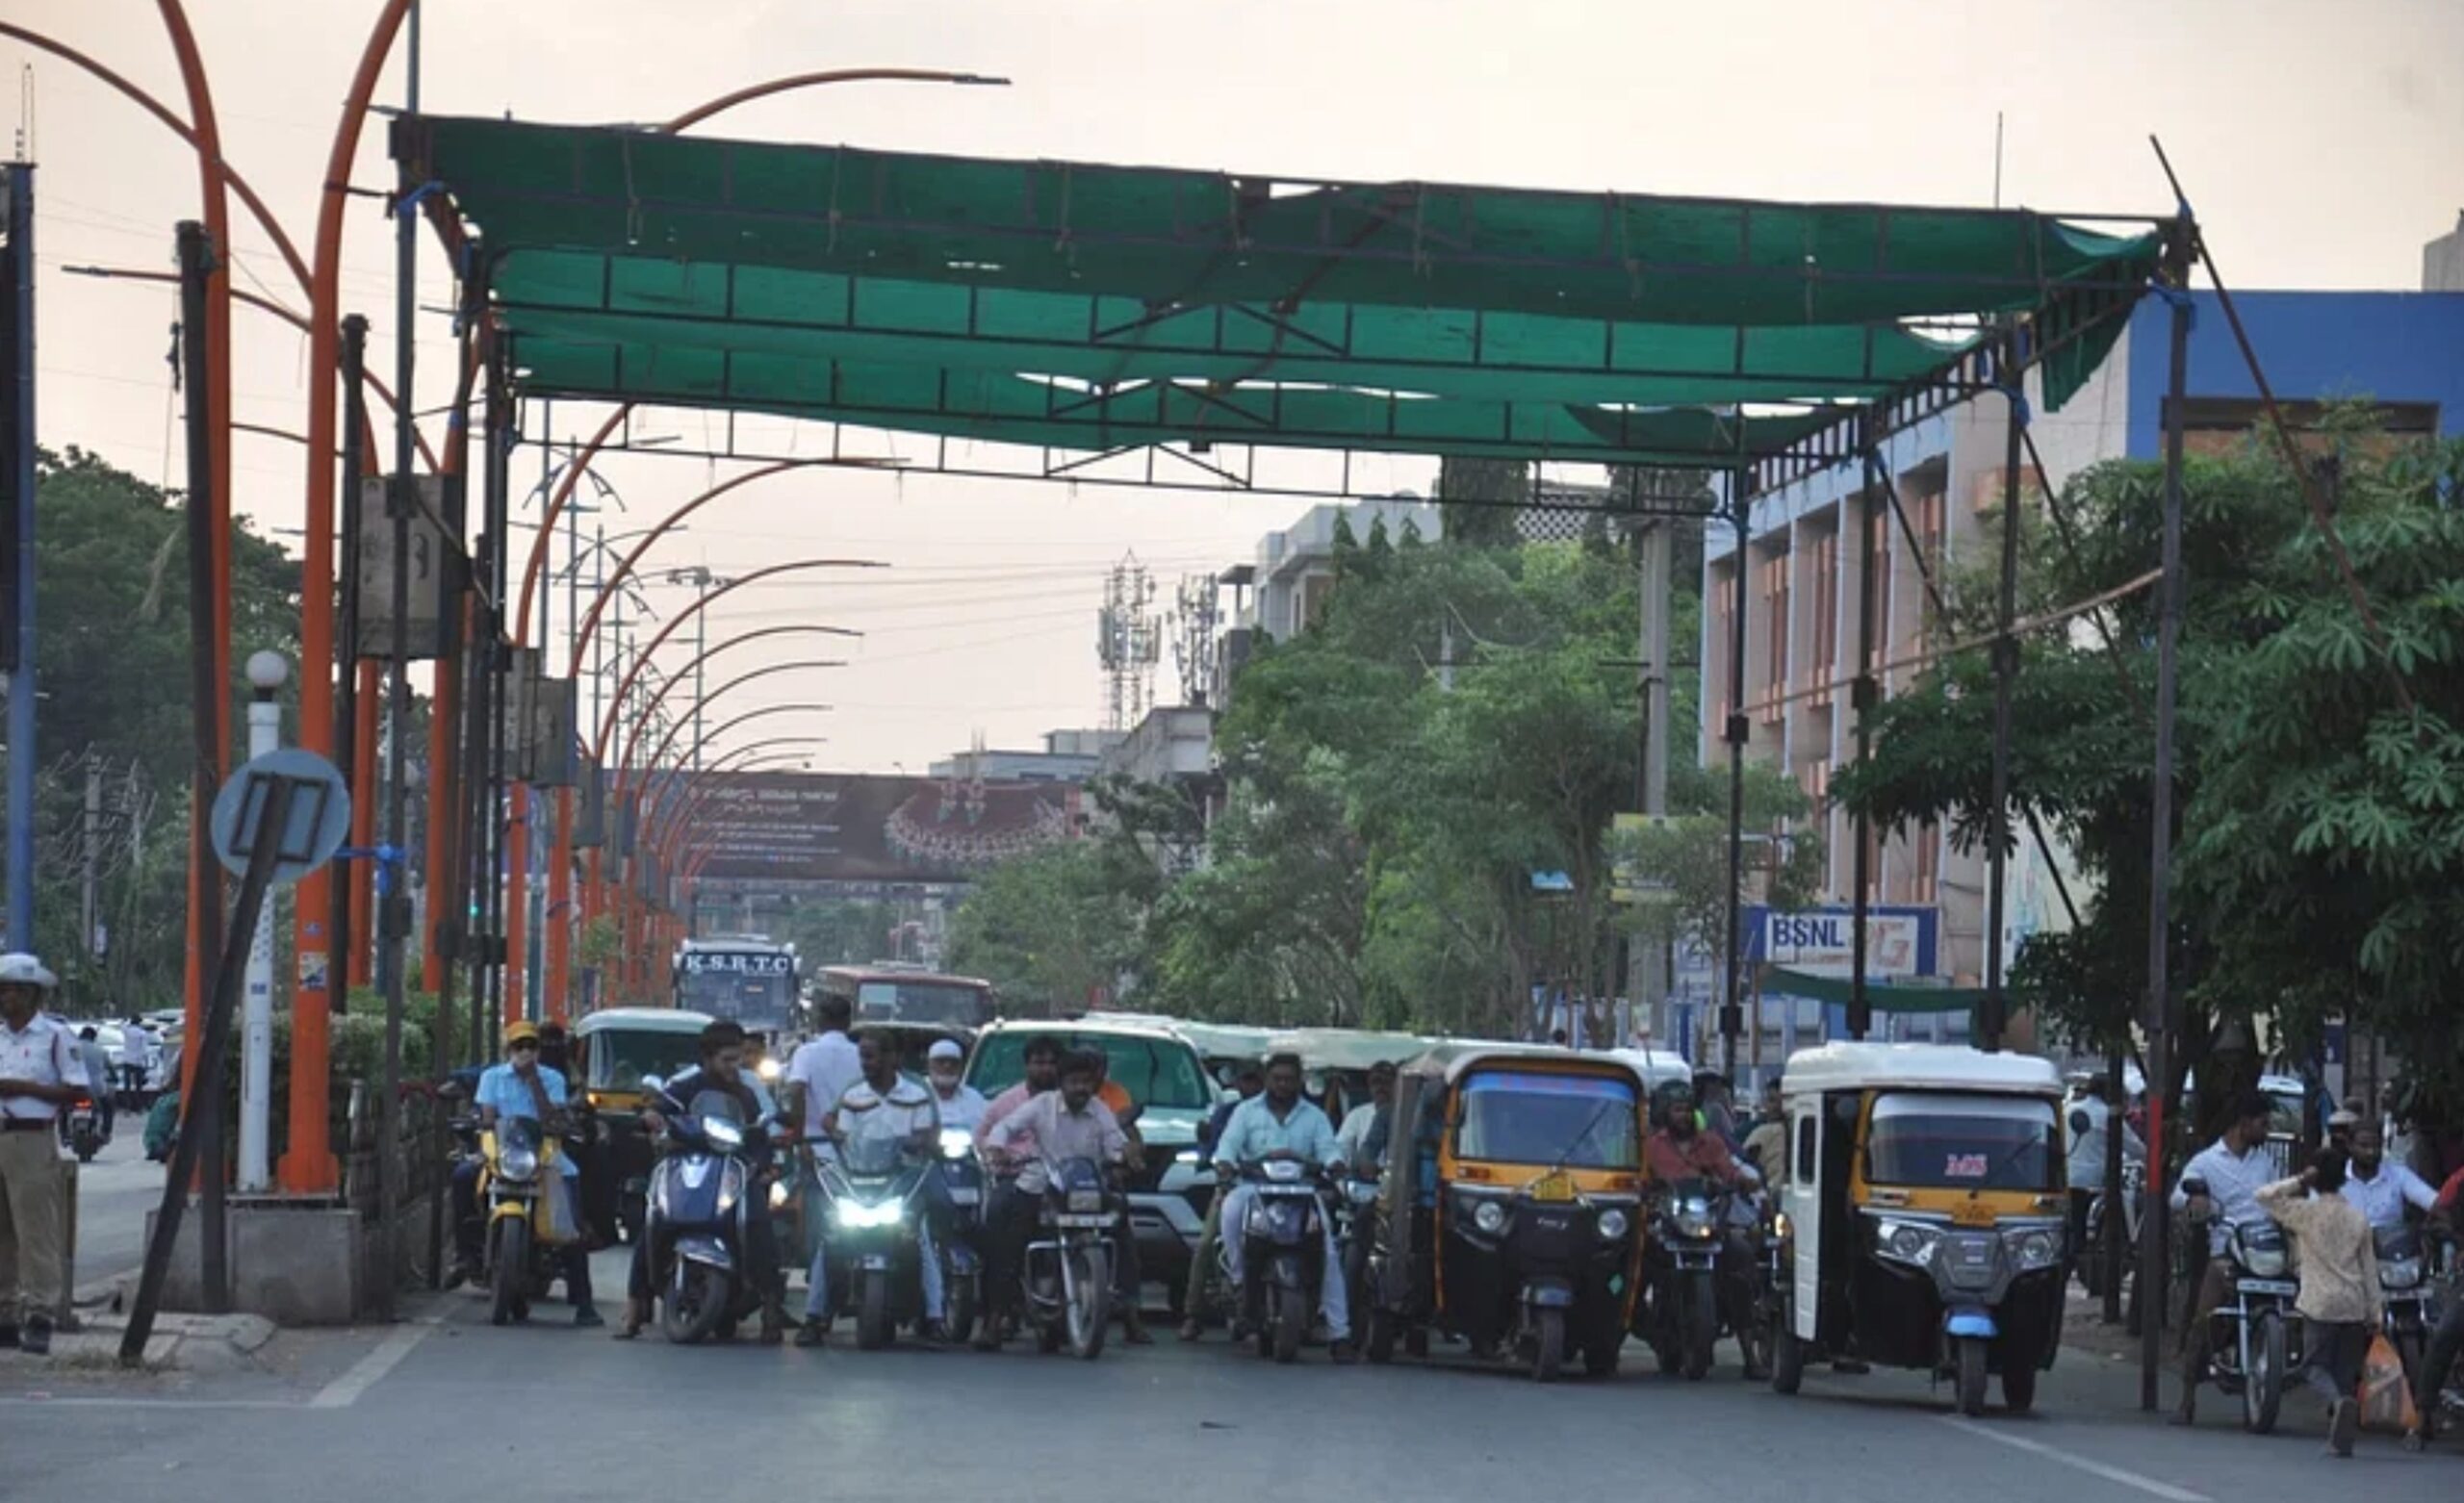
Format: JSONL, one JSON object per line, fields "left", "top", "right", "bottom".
{"left": 1180, "top": 1062, "right": 1265, "bottom": 1342}
{"left": 1212, "top": 1052, "right": 1354, "bottom": 1362}
{"left": 458, "top": 1021, "right": 600, "bottom": 1326}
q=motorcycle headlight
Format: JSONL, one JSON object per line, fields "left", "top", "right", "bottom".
{"left": 1174, "top": 1149, "right": 1200, "bottom": 1165}
{"left": 939, "top": 1129, "right": 975, "bottom": 1160}
{"left": 1473, "top": 1199, "right": 1507, "bottom": 1236}
{"left": 1598, "top": 1209, "right": 1630, "bottom": 1241}
{"left": 2006, "top": 1228, "right": 2063, "bottom": 1271}
{"left": 1875, "top": 1218, "right": 1943, "bottom": 1267}
{"left": 834, "top": 1200, "right": 904, "bottom": 1230}
{"left": 1067, "top": 1188, "right": 1105, "bottom": 1212}
{"left": 757, "top": 1058, "right": 782, "bottom": 1083}
{"left": 702, "top": 1116, "right": 744, "bottom": 1150}
{"left": 2379, "top": 1258, "right": 2422, "bottom": 1291}
{"left": 1773, "top": 1210, "right": 1792, "bottom": 1241}
{"left": 2241, "top": 1242, "right": 2288, "bottom": 1279}
{"left": 768, "top": 1181, "right": 790, "bottom": 1210}
{"left": 1263, "top": 1159, "right": 1304, "bottom": 1184}
{"left": 500, "top": 1147, "right": 539, "bottom": 1181}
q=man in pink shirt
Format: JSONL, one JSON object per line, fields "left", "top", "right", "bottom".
{"left": 971, "top": 1035, "right": 1065, "bottom": 1348}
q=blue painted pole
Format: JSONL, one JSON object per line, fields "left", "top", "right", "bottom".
{"left": 5, "top": 164, "right": 37, "bottom": 953}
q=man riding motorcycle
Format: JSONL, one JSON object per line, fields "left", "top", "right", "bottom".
{"left": 800, "top": 1030, "right": 945, "bottom": 1347}
{"left": 453, "top": 1021, "right": 599, "bottom": 1325}
{"left": 976, "top": 1048, "right": 1129, "bottom": 1350}
{"left": 1213, "top": 1051, "right": 1356, "bottom": 1363}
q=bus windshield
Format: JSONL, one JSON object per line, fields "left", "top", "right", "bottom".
{"left": 1865, "top": 1092, "right": 2060, "bottom": 1191}
{"left": 676, "top": 950, "right": 798, "bottom": 1035}
{"left": 854, "top": 980, "right": 992, "bottom": 1029}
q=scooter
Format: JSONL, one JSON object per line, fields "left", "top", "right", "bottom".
{"left": 64, "top": 1095, "right": 105, "bottom": 1163}
{"left": 1023, "top": 1157, "right": 1117, "bottom": 1360}
{"left": 643, "top": 1081, "right": 767, "bottom": 1345}
{"left": 815, "top": 1135, "right": 934, "bottom": 1350}
{"left": 1235, "top": 1158, "right": 1330, "bottom": 1364}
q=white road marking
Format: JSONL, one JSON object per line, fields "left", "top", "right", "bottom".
{"left": 2, "top": 1395, "right": 293, "bottom": 1410}
{"left": 1940, "top": 1415, "right": 2212, "bottom": 1503}
{"left": 307, "top": 1315, "right": 441, "bottom": 1410}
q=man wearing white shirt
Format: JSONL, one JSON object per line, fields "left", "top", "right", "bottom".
{"left": 2065, "top": 1079, "right": 2144, "bottom": 1276}
{"left": 0, "top": 955, "right": 84, "bottom": 1356}
{"left": 784, "top": 995, "right": 861, "bottom": 1155}
{"left": 2340, "top": 1125, "right": 2436, "bottom": 1233}
{"left": 2170, "top": 1090, "right": 2277, "bottom": 1426}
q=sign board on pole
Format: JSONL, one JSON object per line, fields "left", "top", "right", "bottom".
{"left": 355, "top": 474, "right": 453, "bottom": 660}
{"left": 1747, "top": 904, "right": 1938, "bottom": 979}
{"left": 208, "top": 748, "right": 353, "bottom": 886}
{"left": 574, "top": 759, "right": 605, "bottom": 849}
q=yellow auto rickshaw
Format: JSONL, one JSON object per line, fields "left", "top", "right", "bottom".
{"left": 1361, "top": 1044, "right": 1650, "bottom": 1381}
{"left": 1769, "top": 1042, "right": 2068, "bottom": 1415}
{"left": 573, "top": 1007, "right": 714, "bottom": 1245}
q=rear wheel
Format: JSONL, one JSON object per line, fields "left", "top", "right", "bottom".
{"left": 1066, "top": 1244, "right": 1111, "bottom": 1361}
{"left": 661, "top": 1261, "right": 731, "bottom": 1345}
{"left": 2245, "top": 1311, "right": 2286, "bottom": 1435}
{"left": 1532, "top": 1307, "right": 1566, "bottom": 1384}
{"left": 490, "top": 1218, "right": 529, "bottom": 1327}
{"left": 1680, "top": 1273, "right": 1716, "bottom": 1381}
{"left": 856, "top": 1268, "right": 894, "bottom": 1351}
{"left": 1954, "top": 1335, "right": 1990, "bottom": 1417}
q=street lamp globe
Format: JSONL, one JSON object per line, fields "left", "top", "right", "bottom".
{"left": 245, "top": 650, "right": 291, "bottom": 694}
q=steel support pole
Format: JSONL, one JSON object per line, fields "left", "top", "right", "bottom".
{"left": 2138, "top": 217, "right": 2194, "bottom": 1412}
{"left": 1721, "top": 481, "right": 1750, "bottom": 1077}
{"left": 3, "top": 166, "right": 34, "bottom": 955}
{"left": 1983, "top": 336, "right": 2025, "bottom": 1054}
{"left": 175, "top": 220, "right": 229, "bottom": 1307}
{"left": 333, "top": 316, "right": 368, "bottom": 1000}
{"left": 1850, "top": 437, "right": 1884, "bottom": 1041}
{"left": 237, "top": 676, "right": 280, "bottom": 1192}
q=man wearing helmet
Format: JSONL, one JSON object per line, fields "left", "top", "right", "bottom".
{"left": 0, "top": 953, "right": 84, "bottom": 1355}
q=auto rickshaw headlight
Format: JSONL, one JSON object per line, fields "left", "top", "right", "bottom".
{"left": 1876, "top": 1218, "right": 1942, "bottom": 1266}
{"left": 2008, "top": 1228, "right": 2061, "bottom": 1270}
{"left": 1773, "top": 1210, "right": 1791, "bottom": 1241}
{"left": 769, "top": 1180, "right": 790, "bottom": 1210}
{"left": 1597, "top": 1208, "right": 1630, "bottom": 1241}
{"left": 1473, "top": 1199, "right": 1507, "bottom": 1236}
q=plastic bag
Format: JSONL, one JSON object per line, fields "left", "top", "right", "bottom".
{"left": 536, "top": 1171, "right": 582, "bottom": 1247}
{"left": 2357, "top": 1331, "right": 2417, "bottom": 1434}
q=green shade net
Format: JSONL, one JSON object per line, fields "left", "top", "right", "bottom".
{"left": 399, "top": 115, "right": 2161, "bottom": 469}
{"left": 1764, "top": 966, "right": 1985, "bottom": 1014}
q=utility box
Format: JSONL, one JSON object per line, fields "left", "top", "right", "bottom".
{"left": 356, "top": 474, "right": 456, "bottom": 660}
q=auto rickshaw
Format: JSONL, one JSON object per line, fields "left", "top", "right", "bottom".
{"left": 573, "top": 1007, "right": 714, "bottom": 1245}
{"left": 1768, "top": 1042, "right": 2067, "bottom": 1415}
{"left": 1361, "top": 1044, "right": 1650, "bottom": 1381}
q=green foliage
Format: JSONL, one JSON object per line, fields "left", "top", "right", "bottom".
{"left": 1833, "top": 422, "right": 2464, "bottom": 1124}
{"left": 1436, "top": 458, "right": 1528, "bottom": 548}
{"left": 946, "top": 839, "right": 1145, "bottom": 1014}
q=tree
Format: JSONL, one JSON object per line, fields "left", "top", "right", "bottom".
{"left": 946, "top": 840, "right": 1145, "bottom": 1014}
{"left": 1436, "top": 458, "right": 1527, "bottom": 548}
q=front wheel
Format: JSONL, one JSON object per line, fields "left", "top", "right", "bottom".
{"left": 2002, "top": 1347, "right": 2039, "bottom": 1414}
{"left": 661, "top": 1261, "right": 732, "bottom": 1346}
{"left": 490, "top": 1217, "right": 529, "bottom": 1327}
{"left": 856, "top": 1267, "right": 895, "bottom": 1351}
{"left": 2244, "top": 1311, "right": 2286, "bottom": 1435}
{"left": 1954, "top": 1334, "right": 1990, "bottom": 1417}
{"left": 1270, "top": 1277, "right": 1303, "bottom": 1364}
{"left": 1533, "top": 1307, "right": 1566, "bottom": 1384}
{"left": 944, "top": 1261, "right": 979, "bottom": 1346}
{"left": 1365, "top": 1303, "right": 1397, "bottom": 1365}
{"left": 1066, "top": 1243, "right": 1111, "bottom": 1361}
{"left": 1680, "top": 1272, "right": 1716, "bottom": 1381}
{"left": 1770, "top": 1303, "right": 1806, "bottom": 1395}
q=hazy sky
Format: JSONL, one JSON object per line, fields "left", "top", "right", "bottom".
{"left": 12, "top": 1, "right": 2461, "bottom": 772}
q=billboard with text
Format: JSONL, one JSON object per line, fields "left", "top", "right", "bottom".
{"left": 654, "top": 770, "right": 1076, "bottom": 884}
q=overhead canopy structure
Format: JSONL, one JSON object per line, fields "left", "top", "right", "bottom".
{"left": 397, "top": 115, "right": 2166, "bottom": 488}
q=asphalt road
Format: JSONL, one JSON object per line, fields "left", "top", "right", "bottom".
{"left": 68, "top": 1131, "right": 166, "bottom": 1287}
{"left": 4, "top": 1248, "right": 2455, "bottom": 1502}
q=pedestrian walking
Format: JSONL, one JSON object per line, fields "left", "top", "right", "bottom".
{"left": 0, "top": 954, "right": 86, "bottom": 1356}
{"left": 2255, "top": 1149, "right": 2379, "bottom": 1457}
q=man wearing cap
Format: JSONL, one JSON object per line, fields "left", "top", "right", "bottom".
{"left": 0, "top": 954, "right": 84, "bottom": 1355}
{"left": 453, "top": 1021, "right": 601, "bottom": 1326}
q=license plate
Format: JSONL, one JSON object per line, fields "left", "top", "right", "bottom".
{"left": 949, "top": 1188, "right": 980, "bottom": 1207}
{"left": 1530, "top": 1173, "right": 1575, "bottom": 1204}
{"left": 1055, "top": 1213, "right": 1114, "bottom": 1229}
{"left": 2239, "top": 1278, "right": 2297, "bottom": 1298}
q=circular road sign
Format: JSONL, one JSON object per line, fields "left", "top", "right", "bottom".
{"left": 209, "top": 747, "right": 354, "bottom": 886}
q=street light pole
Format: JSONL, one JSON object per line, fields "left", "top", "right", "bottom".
{"left": 237, "top": 650, "right": 288, "bottom": 1193}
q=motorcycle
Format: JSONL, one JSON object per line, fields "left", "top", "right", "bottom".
{"left": 643, "top": 1081, "right": 768, "bottom": 1345}
{"left": 1333, "top": 1171, "right": 1380, "bottom": 1341}
{"left": 2194, "top": 1206, "right": 2305, "bottom": 1434}
{"left": 1721, "top": 1185, "right": 1780, "bottom": 1381}
{"left": 2374, "top": 1222, "right": 2430, "bottom": 1384}
{"left": 937, "top": 1128, "right": 987, "bottom": 1344}
{"left": 815, "top": 1134, "right": 934, "bottom": 1350}
{"left": 1235, "top": 1158, "right": 1331, "bottom": 1364}
{"left": 2080, "top": 1160, "right": 2145, "bottom": 1300}
{"left": 64, "top": 1095, "right": 104, "bottom": 1163}
{"left": 1023, "top": 1156, "right": 1118, "bottom": 1360}
{"left": 482, "top": 1117, "right": 573, "bottom": 1326}
{"left": 1647, "top": 1176, "right": 1723, "bottom": 1380}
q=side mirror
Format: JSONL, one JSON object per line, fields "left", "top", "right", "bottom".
{"left": 640, "top": 1074, "right": 666, "bottom": 1096}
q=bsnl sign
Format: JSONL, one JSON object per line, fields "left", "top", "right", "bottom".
{"left": 1748, "top": 904, "right": 1938, "bottom": 979}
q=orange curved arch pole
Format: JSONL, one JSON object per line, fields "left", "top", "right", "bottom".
{"left": 286, "top": 0, "right": 414, "bottom": 1197}
{"left": 642, "top": 737, "right": 834, "bottom": 865}
{"left": 630, "top": 687, "right": 839, "bottom": 796}
{"left": 603, "top": 627, "right": 858, "bottom": 785}
{"left": 659, "top": 67, "right": 1005, "bottom": 134}
{"left": 587, "top": 558, "right": 884, "bottom": 767}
